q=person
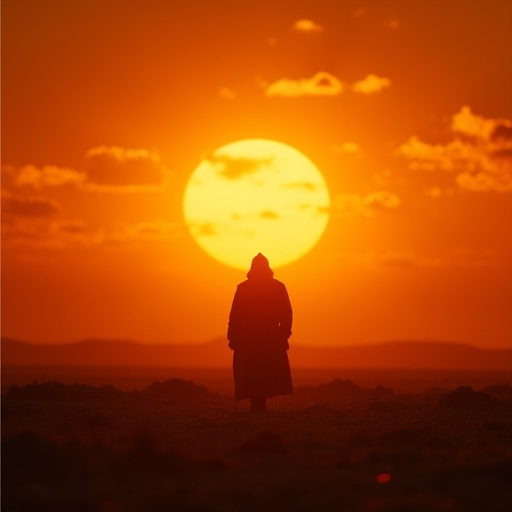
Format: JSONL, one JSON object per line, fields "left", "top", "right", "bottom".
{"left": 227, "top": 253, "right": 293, "bottom": 412}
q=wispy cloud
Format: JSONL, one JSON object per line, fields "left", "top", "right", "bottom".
{"left": 352, "top": 74, "right": 391, "bottom": 94}
{"left": 3, "top": 146, "right": 170, "bottom": 193}
{"left": 2, "top": 165, "right": 85, "bottom": 189}
{"left": 293, "top": 19, "right": 323, "bottom": 33}
{"left": 332, "top": 142, "right": 361, "bottom": 154}
{"left": 208, "top": 155, "right": 273, "bottom": 180}
{"left": 1, "top": 190, "right": 61, "bottom": 217}
{"left": 265, "top": 72, "right": 344, "bottom": 97}
{"left": 188, "top": 222, "right": 219, "bottom": 237}
{"left": 2, "top": 217, "right": 178, "bottom": 249}
{"left": 397, "top": 106, "right": 512, "bottom": 192}
{"left": 83, "top": 146, "right": 169, "bottom": 192}
{"left": 382, "top": 20, "right": 400, "bottom": 30}
{"left": 259, "top": 210, "right": 280, "bottom": 220}
{"left": 333, "top": 191, "right": 401, "bottom": 217}
{"left": 265, "top": 73, "right": 391, "bottom": 97}
{"left": 219, "top": 87, "right": 236, "bottom": 100}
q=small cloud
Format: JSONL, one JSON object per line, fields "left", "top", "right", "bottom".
{"left": 2, "top": 215, "right": 178, "bottom": 249}
{"left": 83, "top": 146, "right": 169, "bottom": 192}
{"left": 383, "top": 19, "right": 400, "bottom": 30}
{"left": 1, "top": 221, "right": 67, "bottom": 249}
{"left": 219, "top": 87, "right": 236, "bottom": 100}
{"left": 52, "top": 219, "right": 88, "bottom": 235}
{"left": 364, "top": 191, "right": 401, "bottom": 210}
{"left": 1, "top": 190, "right": 61, "bottom": 217}
{"left": 2, "top": 217, "right": 91, "bottom": 248}
{"left": 130, "top": 220, "right": 178, "bottom": 240}
{"left": 105, "top": 220, "right": 178, "bottom": 243}
{"left": 332, "top": 142, "right": 360, "bottom": 154}
{"left": 398, "top": 106, "right": 512, "bottom": 192}
{"left": 293, "top": 19, "right": 323, "bottom": 33}
{"left": 282, "top": 181, "right": 317, "bottom": 191}
{"left": 377, "top": 252, "right": 445, "bottom": 269}
{"left": 378, "top": 252, "right": 416, "bottom": 269}
{"left": 451, "top": 106, "right": 497, "bottom": 140}
{"left": 265, "top": 72, "right": 344, "bottom": 97}
{"left": 3, "top": 146, "right": 170, "bottom": 194}
{"left": 189, "top": 223, "right": 218, "bottom": 237}
{"left": 334, "top": 191, "right": 401, "bottom": 217}
{"left": 208, "top": 154, "right": 273, "bottom": 180}
{"left": 352, "top": 74, "right": 391, "bottom": 94}
{"left": 49, "top": 219, "right": 104, "bottom": 246}
{"left": 455, "top": 171, "right": 512, "bottom": 192}
{"left": 7, "top": 165, "right": 85, "bottom": 189}
{"left": 259, "top": 210, "right": 279, "bottom": 220}
{"left": 424, "top": 187, "right": 455, "bottom": 198}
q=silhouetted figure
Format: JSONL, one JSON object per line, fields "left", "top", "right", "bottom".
{"left": 227, "top": 253, "right": 293, "bottom": 412}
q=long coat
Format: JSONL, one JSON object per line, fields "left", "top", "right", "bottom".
{"left": 227, "top": 274, "right": 293, "bottom": 401}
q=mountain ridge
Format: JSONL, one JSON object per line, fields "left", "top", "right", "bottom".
{"left": 2, "top": 338, "right": 511, "bottom": 370}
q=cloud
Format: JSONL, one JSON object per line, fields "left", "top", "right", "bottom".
{"left": 219, "top": 87, "right": 236, "bottom": 100}
{"left": 333, "top": 191, "right": 401, "bottom": 217}
{"left": 1, "top": 220, "right": 66, "bottom": 249}
{"left": 259, "top": 210, "right": 279, "bottom": 220}
{"left": 377, "top": 252, "right": 448, "bottom": 269}
{"left": 208, "top": 155, "right": 273, "bottom": 180}
{"left": 451, "top": 106, "right": 498, "bottom": 140}
{"left": 424, "top": 187, "right": 455, "bottom": 198}
{"left": 83, "top": 146, "right": 169, "bottom": 191}
{"left": 97, "top": 220, "right": 179, "bottom": 245}
{"left": 332, "top": 142, "right": 361, "bottom": 154}
{"left": 333, "top": 249, "right": 499, "bottom": 269}
{"left": 293, "top": 19, "right": 323, "bottom": 33}
{"left": 189, "top": 223, "right": 218, "bottom": 237}
{"left": 3, "top": 165, "right": 85, "bottom": 189}
{"left": 126, "top": 220, "right": 178, "bottom": 241}
{"left": 397, "top": 106, "right": 512, "bottom": 192}
{"left": 352, "top": 74, "right": 391, "bottom": 94}
{"left": 3, "top": 146, "right": 170, "bottom": 194}
{"left": 382, "top": 20, "right": 400, "bottom": 30}
{"left": 265, "top": 72, "right": 344, "bottom": 97}
{"left": 1, "top": 190, "right": 61, "bottom": 217}
{"left": 2, "top": 216, "right": 178, "bottom": 249}
{"left": 281, "top": 181, "right": 317, "bottom": 191}
{"left": 264, "top": 73, "right": 392, "bottom": 97}
{"left": 364, "top": 191, "right": 401, "bottom": 210}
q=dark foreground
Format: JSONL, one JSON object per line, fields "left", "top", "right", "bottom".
{"left": 2, "top": 378, "right": 512, "bottom": 512}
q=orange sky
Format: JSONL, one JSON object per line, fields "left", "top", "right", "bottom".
{"left": 2, "top": 0, "right": 512, "bottom": 348}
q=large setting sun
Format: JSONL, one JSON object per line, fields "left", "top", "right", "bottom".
{"left": 183, "top": 139, "right": 330, "bottom": 269}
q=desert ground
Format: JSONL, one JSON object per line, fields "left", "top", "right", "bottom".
{"left": 2, "top": 368, "right": 512, "bottom": 512}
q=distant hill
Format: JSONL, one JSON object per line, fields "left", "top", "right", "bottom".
{"left": 2, "top": 338, "right": 511, "bottom": 370}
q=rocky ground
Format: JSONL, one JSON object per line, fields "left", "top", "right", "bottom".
{"left": 2, "top": 379, "right": 512, "bottom": 512}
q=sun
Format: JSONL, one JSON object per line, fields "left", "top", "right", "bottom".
{"left": 183, "top": 139, "right": 330, "bottom": 269}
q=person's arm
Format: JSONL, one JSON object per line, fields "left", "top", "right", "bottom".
{"left": 278, "top": 284, "right": 293, "bottom": 349}
{"left": 227, "top": 286, "right": 242, "bottom": 350}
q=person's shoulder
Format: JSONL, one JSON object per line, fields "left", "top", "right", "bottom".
{"left": 271, "top": 279, "right": 287, "bottom": 289}
{"left": 237, "top": 279, "right": 250, "bottom": 289}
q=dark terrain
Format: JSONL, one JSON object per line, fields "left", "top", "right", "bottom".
{"left": 2, "top": 375, "right": 512, "bottom": 512}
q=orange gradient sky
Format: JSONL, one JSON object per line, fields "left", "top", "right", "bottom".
{"left": 2, "top": 0, "right": 512, "bottom": 348}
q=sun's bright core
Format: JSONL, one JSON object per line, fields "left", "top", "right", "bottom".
{"left": 183, "top": 139, "right": 330, "bottom": 269}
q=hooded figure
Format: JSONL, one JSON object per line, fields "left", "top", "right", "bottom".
{"left": 227, "top": 253, "right": 293, "bottom": 411}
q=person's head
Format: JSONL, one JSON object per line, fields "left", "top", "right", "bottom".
{"left": 251, "top": 253, "right": 270, "bottom": 270}
{"left": 247, "top": 253, "right": 273, "bottom": 279}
